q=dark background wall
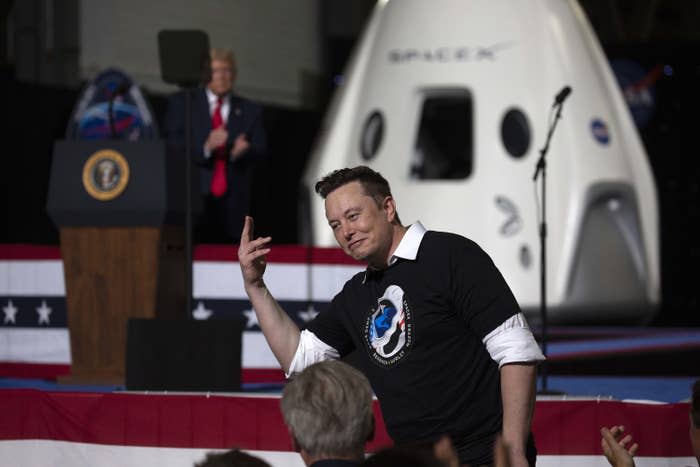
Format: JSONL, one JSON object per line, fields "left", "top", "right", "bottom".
{"left": 1, "top": 1, "right": 698, "bottom": 325}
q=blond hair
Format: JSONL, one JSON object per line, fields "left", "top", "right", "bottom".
{"left": 210, "top": 48, "right": 237, "bottom": 78}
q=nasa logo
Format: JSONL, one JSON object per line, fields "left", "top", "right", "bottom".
{"left": 590, "top": 118, "right": 611, "bottom": 145}
{"left": 82, "top": 149, "right": 130, "bottom": 201}
{"left": 364, "top": 285, "right": 413, "bottom": 367}
{"left": 611, "top": 59, "right": 659, "bottom": 129}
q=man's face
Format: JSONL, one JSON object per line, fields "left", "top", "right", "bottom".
{"left": 325, "top": 181, "right": 394, "bottom": 266}
{"left": 207, "top": 59, "right": 234, "bottom": 96}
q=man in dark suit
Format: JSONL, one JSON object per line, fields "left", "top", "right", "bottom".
{"left": 164, "top": 48, "right": 267, "bottom": 243}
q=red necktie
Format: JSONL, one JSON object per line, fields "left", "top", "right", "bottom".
{"left": 209, "top": 96, "right": 227, "bottom": 197}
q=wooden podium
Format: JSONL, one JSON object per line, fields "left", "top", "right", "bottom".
{"left": 47, "top": 140, "right": 197, "bottom": 384}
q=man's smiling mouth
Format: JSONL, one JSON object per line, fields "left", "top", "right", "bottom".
{"left": 349, "top": 239, "right": 364, "bottom": 250}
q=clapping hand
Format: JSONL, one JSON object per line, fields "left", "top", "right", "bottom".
{"left": 231, "top": 133, "right": 250, "bottom": 159}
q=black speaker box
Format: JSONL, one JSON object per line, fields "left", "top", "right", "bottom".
{"left": 126, "top": 318, "right": 243, "bottom": 391}
{"left": 157, "top": 30, "right": 210, "bottom": 86}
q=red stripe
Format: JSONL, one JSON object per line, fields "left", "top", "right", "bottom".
{"left": 0, "top": 244, "right": 362, "bottom": 266}
{"left": 194, "top": 244, "right": 362, "bottom": 265}
{"left": 241, "top": 368, "right": 286, "bottom": 384}
{"left": 532, "top": 400, "right": 693, "bottom": 456}
{"left": 0, "top": 388, "right": 392, "bottom": 451}
{"left": 310, "top": 247, "right": 364, "bottom": 265}
{"left": 0, "top": 389, "right": 692, "bottom": 456}
{"left": 0, "top": 363, "right": 71, "bottom": 379}
{"left": 0, "top": 244, "right": 62, "bottom": 260}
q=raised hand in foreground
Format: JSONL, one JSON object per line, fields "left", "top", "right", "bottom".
{"left": 600, "top": 425, "right": 639, "bottom": 467}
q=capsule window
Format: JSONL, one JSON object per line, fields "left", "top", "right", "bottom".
{"left": 411, "top": 90, "right": 473, "bottom": 180}
{"left": 501, "top": 108, "right": 530, "bottom": 159}
{"left": 360, "top": 110, "right": 385, "bottom": 161}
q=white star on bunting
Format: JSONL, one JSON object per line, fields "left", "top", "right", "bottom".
{"left": 3, "top": 300, "right": 18, "bottom": 324}
{"left": 242, "top": 308, "right": 259, "bottom": 328}
{"left": 36, "top": 300, "right": 52, "bottom": 325}
{"left": 192, "top": 301, "right": 213, "bottom": 320}
{"left": 298, "top": 305, "right": 319, "bottom": 323}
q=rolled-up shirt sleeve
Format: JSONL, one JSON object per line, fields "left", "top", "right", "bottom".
{"left": 482, "top": 312, "right": 545, "bottom": 368}
{"left": 286, "top": 329, "right": 340, "bottom": 377}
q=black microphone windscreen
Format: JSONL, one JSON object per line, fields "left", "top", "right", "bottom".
{"left": 554, "top": 86, "right": 572, "bottom": 105}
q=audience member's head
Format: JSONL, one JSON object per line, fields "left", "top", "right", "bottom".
{"left": 361, "top": 443, "right": 445, "bottom": 467}
{"left": 361, "top": 436, "right": 460, "bottom": 467}
{"left": 280, "top": 360, "right": 375, "bottom": 465}
{"left": 194, "top": 448, "right": 270, "bottom": 467}
{"left": 690, "top": 378, "right": 700, "bottom": 462}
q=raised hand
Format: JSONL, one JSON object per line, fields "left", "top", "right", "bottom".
{"left": 600, "top": 425, "right": 639, "bottom": 467}
{"left": 238, "top": 216, "right": 271, "bottom": 289}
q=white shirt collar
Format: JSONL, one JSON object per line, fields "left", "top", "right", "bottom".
{"left": 390, "top": 221, "right": 427, "bottom": 264}
{"left": 205, "top": 88, "right": 229, "bottom": 107}
{"left": 363, "top": 222, "right": 427, "bottom": 283}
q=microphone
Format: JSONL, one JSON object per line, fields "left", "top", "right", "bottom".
{"left": 553, "top": 86, "right": 572, "bottom": 106}
{"left": 108, "top": 81, "right": 130, "bottom": 139}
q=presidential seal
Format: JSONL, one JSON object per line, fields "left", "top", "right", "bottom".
{"left": 82, "top": 149, "right": 130, "bottom": 201}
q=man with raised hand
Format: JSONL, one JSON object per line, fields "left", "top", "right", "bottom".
{"left": 238, "top": 166, "right": 544, "bottom": 466}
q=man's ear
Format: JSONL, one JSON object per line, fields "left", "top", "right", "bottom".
{"left": 383, "top": 196, "right": 397, "bottom": 222}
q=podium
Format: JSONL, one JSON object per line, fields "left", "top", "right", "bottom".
{"left": 47, "top": 140, "right": 195, "bottom": 384}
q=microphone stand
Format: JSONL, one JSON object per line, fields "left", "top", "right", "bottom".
{"left": 184, "top": 87, "right": 193, "bottom": 320}
{"left": 108, "top": 83, "right": 129, "bottom": 139}
{"left": 533, "top": 99, "right": 565, "bottom": 394}
{"left": 108, "top": 93, "right": 118, "bottom": 139}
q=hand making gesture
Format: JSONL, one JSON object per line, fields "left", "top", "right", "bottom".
{"left": 238, "top": 216, "right": 272, "bottom": 289}
{"left": 600, "top": 425, "right": 639, "bottom": 467}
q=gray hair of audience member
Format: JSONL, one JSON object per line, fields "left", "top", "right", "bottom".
{"left": 280, "top": 360, "right": 375, "bottom": 458}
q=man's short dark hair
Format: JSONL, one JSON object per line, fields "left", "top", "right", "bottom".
{"left": 195, "top": 448, "right": 270, "bottom": 467}
{"left": 692, "top": 378, "right": 700, "bottom": 428}
{"left": 361, "top": 444, "right": 444, "bottom": 467}
{"left": 314, "top": 166, "right": 393, "bottom": 203}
